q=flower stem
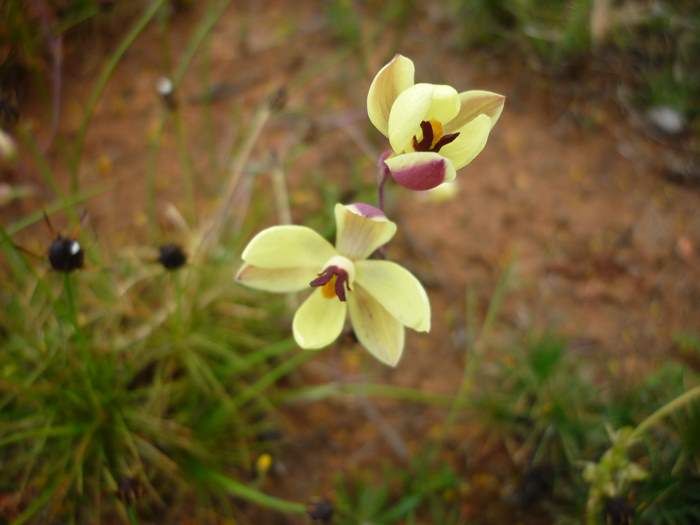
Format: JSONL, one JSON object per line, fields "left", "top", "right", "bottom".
{"left": 631, "top": 384, "right": 700, "bottom": 442}
{"left": 377, "top": 150, "right": 391, "bottom": 212}
{"left": 70, "top": 0, "right": 166, "bottom": 193}
{"left": 270, "top": 156, "right": 299, "bottom": 310}
{"left": 63, "top": 273, "right": 98, "bottom": 404}
{"left": 63, "top": 273, "right": 85, "bottom": 350}
{"left": 205, "top": 471, "right": 307, "bottom": 514}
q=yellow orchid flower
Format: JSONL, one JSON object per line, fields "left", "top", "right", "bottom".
{"left": 235, "top": 203, "right": 430, "bottom": 366}
{"left": 367, "top": 54, "right": 505, "bottom": 190}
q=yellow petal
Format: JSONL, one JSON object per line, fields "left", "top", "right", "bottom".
{"left": 242, "top": 225, "right": 336, "bottom": 269}
{"left": 355, "top": 260, "right": 430, "bottom": 332}
{"left": 348, "top": 285, "right": 405, "bottom": 366}
{"left": 439, "top": 114, "right": 492, "bottom": 170}
{"left": 367, "top": 54, "right": 415, "bottom": 137}
{"left": 388, "top": 83, "right": 433, "bottom": 153}
{"left": 235, "top": 263, "right": 317, "bottom": 293}
{"left": 388, "top": 83, "right": 459, "bottom": 153}
{"left": 445, "top": 90, "right": 505, "bottom": 133}
{"left": 384, "top": 152, "right": 456, "bottom": 190}
{"left": 334, "top": 203, "right": 397, "bottom": 260}
{"left": 292, "top": 289, "right": 347, "bottom": 349}
{"left": 425, "top": 84, "right": 461, "bottom": 124}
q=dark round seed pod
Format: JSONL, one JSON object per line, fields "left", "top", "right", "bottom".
{"left": 308, "top": 500, "right": 334, "bottom": 523}
{"left": 157, "top": 243, "right": 187, "bottom": 270}
{"left": 48, "top": 236, "right": 84, "bottom": 272}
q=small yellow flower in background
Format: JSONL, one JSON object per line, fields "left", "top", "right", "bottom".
{"left": 255, "top": 453, "right": 273, "bottom": 476}
{"left": 367, "top": 54, "right": 505, "bottom": 190}
{"left": 236, "top": 203, "right": 430, "bottom": 366}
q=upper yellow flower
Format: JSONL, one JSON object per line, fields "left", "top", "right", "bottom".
{"left": 367, "top": 54, "right": 505, "bottom": 190}
{"left": 235, "top": 203, "right": 430, "bottom": 366}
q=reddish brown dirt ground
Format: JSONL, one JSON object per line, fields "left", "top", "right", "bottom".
{"left": 5, "top": 1, "right": 700, "bottom": 523}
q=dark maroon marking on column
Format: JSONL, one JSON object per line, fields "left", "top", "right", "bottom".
{"left": 309, "top": 265, "right": 351, "bottom": 302}
{"left": 432, "top": 132, "right": 460, "bottom": 152}
{"left": 411, "top": 120, "right": 460, "bottom": 153}
{"left": 412, "top": 120, "right": 434, "bottom": 151}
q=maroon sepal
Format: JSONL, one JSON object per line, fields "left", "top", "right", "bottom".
{"left": 389, "top": 158, "right": 446, "bottom": 191}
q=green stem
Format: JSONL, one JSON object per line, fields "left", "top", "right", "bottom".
{"left": 126, "top": 506, "right": 139, "bottom": 525}
{"left": 143, "top": 0, "right": 234, "bottom": 239}
{"left": 233, "top": 351, "right": 312, "bottom": 406}
{"left": 18, "top": 125, "right": 63, "bottom": 199}
{"left": 206, "top": 471, "right": 306, "bottom": 514}
{"left": 172, "top": 0, "right": 230, "bottom": 85}
{"left": 145, "top": 120, "right": 165, "bottom": 240}
{"left": 171, "top": 272, "right": 185, "bottom": 337}
{"left": 7, "top": 183, "right": 112, "bottom": 236}
{"left": 174, "top": 108, "right": 197, "bottom": 222}
{"left": 278, "top": 382, "right": 451, "bottom": 406}
{"left": 631, "top": 385, "right": 700, "bottom": 441}
{"left": 70, "top": 0, "right": 166, "bottom": 193}
{"left": 584, "top": 385, "right": 700, "bottom": 524}
{"left": 62, "top": 273, "right": 99, "bottom": 406}
{"left": 443, "top": 261, "right": 513, "bottom": 434}
{"left": 195, "top": 103, "right": 271, "bottom": 257}
{"left": 63, "top": 273, "right": 80, "bottom": 339}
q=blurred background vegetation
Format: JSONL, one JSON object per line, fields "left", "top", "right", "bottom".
{"left": 1, "top": 0, "right": 699, "bottom": 523}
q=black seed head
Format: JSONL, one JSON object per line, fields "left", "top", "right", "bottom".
{"left": 308, "top": 500, "right": 334, "bottom": 522}
{"left": 48, "top": 236, "right": 84, "bottom": 272}
{"left": 158, "top": 243, "right": 187, "bottom": 270}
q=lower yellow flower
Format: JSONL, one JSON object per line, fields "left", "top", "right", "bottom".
{"left": 235, "top": 203, "right": 430, "bottom": 366}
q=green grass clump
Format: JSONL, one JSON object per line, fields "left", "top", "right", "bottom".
{"left": 330, "top": 331, "right": 700, "bottom": 524}
{"left": 453, "top": 0, "right": 593, "bottom": 65}
{"left": 0, "top": 222, "right": 308, "bottom": 523}
{"left": 334, "top": 458, "right": 461, "bottom": 525}
{"left": 468, "top": 332, "right": 700, "bottom": 522}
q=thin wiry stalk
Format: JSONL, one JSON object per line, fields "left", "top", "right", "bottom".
{"left": 270, "top": 159, "right": 292, "bottom": 225}
{"left": 6, "top": 182, "right": 112, "bottom": 236}
{"left": 145, "top": 120, "right": 165, "bottom": 240}
{"left": 70, "top": 0, "right": 167, "bottom": 193}
{"left": 440, "top": 258, "right": 515, "bottom": 444}
{"left": 205, "top": 471, "right": 307, "bottom": 515}
{"left": 144, "top": 0, "right": 236, "bottom": 238}
{"left": 233, "top": 351, "right": 313, "bottom": 406}
{"left": 632, "top": 385, "right": 700, "bottom": 441}
{"left": 277, "top": 382, "right": 452, "bottom": 406}
{"left": 195, "top": 102, "right": 272, "bottom": 257}
{"left": 171, "top": 0, "right": 232, "bottom": 87}
{"left": 270, "top": 157, "right": 300, "bottom": 310}
{"left": 18, "top": 125, "right": 62, "bottom": 198}
{"left": 173, "top": 100, "right": 198, "bottom": 222}
{"left": 45, "top": 34, "right": 63, "bottom": 151}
